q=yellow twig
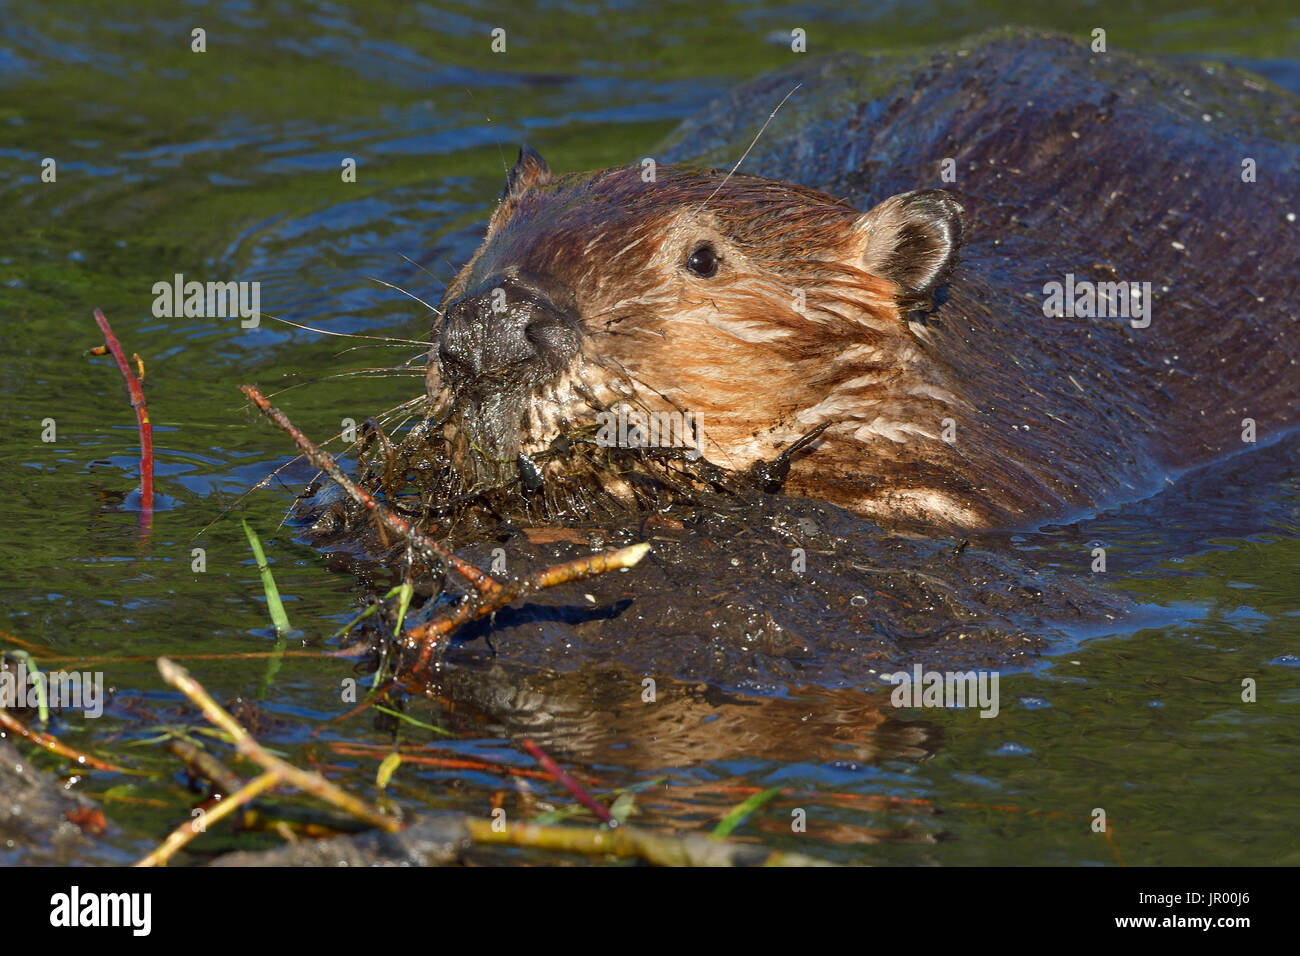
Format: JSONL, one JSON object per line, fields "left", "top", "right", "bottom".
{"left": 135, "top": 771, "right": 280, "bottom": 867}
{"left": 155, "top": 658, "right": 399, "bottom": 832}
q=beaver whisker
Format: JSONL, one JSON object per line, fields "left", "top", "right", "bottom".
{"left": 252, "top": 368, "right": 422, "bottom": 402}
{"left": 688, "top": 82, "right": 803, "bottom": 221}
{"left": 326, "top": 368, "right": 426, "bottom": 379}
{"left": 327, "top": 343, "right": 430, "bottom": 364}
{"left": 396, "top": 251, "right": 450, "bottom": 284}
{"left": 262, "top": 312, "right": 431, "bottom": 347}
{"left": 364, "top": 275, "right": 444, "bottom": 318}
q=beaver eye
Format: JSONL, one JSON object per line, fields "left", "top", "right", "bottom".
{"left": 686, "top": 243, "right": 720, "bottom": 278}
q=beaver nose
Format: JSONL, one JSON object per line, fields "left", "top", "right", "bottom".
{"left": 438, "top": 272, "right": 579, "bottom": 382}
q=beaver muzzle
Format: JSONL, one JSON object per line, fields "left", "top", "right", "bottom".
{"left": 438, "top": 271, "right": 580, "bottom": 394}
{"left": 436, "top": 271, "right": 584, "bottom": 489}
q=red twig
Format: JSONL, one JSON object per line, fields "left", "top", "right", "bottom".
{"left": 521, "top": 737, "right": 614, "bottom": 826}
{"left": 239, "top": 383, "right": 651, "bottom": 674}
{"left": 91, "top": 309, "right": 154, "bottom": 531}
{"left": 329, "top": 742, "right": 594, "bottom": 784}
{"left": 240, "top": 384, "right": 500, "bottom": 597}
{"left": 0, "top": 708, "right": 125, "bottom": 772}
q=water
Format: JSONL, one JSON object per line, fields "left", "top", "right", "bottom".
{"left": 1, "top": 0, "right": 1296, "bottom": 865}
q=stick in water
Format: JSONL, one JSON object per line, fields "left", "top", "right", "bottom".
{"left": 90, "top": 308, "right": 154, "bottom": 534}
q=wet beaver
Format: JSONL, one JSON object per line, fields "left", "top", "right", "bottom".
{"left": 418, "top": 29, "right": 1297, "bottom": 532}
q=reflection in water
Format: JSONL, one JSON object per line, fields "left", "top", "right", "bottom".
{"left": 431, "top": 662, "right": 936, "bottom": 768}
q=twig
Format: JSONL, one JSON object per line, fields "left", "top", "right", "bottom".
{"left": 0, "top": 709, "right": 125, "bottom": 772}
{"left": 328, "top": 742, "right": 600, "bottom": 784}
{"left": 90, "top": 309, "right": 154, "bottom": 533}
{"left": 135, "top": 771, "right": 280, "bottom": 867}
{"left": 240, "top": 384, "right": 501, "bottom": 598}
{"left": 521, "top": 737, "right": 613, "bottom": 826}
{"left": 406, "top": 543, "right": 651, "bottom": 670}
{"left": 165, "top": 738, "right": 245, "bottom": 795}
{"left": 154, "top": 658, "right": 398, "bottom": 832}
{"left": 164, "top": 740, "right": 371, "bottom": 840}
{"left": 466, "top": 819, "right": 833, "bottom": 867}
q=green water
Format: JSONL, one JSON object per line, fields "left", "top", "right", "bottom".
{"left": 1, "top": 1, "right": 1297, "bottom": 865}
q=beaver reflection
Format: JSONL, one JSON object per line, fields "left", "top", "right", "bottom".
{"left": 428, "top": 661, "right": 935, "bottom": 770}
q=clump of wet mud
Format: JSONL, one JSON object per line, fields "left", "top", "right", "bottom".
{"left": 304, "top": 410, "right": 813, "bottom": 541}
{"left": 0, "top": 739, "right": 108, "bottom": 865}
{"left": 290, "top": 418, "right": 1132, "bottom": 696}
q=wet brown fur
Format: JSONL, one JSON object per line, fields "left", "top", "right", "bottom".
{"left": 427, "top": 164, "right": 977, "bottom": 525}
{"left": 421, "top": 35, "right": 1298, "bottom": 531}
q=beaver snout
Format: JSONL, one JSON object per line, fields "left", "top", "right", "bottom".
{"left": 438, "top": 272, "right": 580, "bottom": 389}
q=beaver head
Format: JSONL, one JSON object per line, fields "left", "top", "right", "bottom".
{"left": 427, "top": 146, "right": 965, "bottom": 522}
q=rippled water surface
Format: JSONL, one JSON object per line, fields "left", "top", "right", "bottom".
{"left": 1, "top": 1, "right": 1297, "bottom": 865}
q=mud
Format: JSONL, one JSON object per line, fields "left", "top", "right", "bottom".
{"left": 296, "top": 484, "right": 1133, "bottom": 699}
{"left": 0, "top": 739, "right": 107, "bottom": 865}
{"left": 209, "top": 815, "right": 469, "bottom": 867}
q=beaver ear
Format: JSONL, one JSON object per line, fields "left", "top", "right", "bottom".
{"left": 487, "top": 146, "right": 552, "bottom": 237}
{"left": 502, "top": 145, "right": 552, "bottom": 201}
{"left": 853, "top": 190, "right": 963, "bottom": 299}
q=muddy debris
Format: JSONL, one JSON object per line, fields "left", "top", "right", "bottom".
{"left": 209, "top": 815, "right": 470, "bottom": 867}
{"left": 293, "top": 475, "right": 1133, "bottom": 694}
{"left": 0, "top": 739, "right": 110, "bottom": 865}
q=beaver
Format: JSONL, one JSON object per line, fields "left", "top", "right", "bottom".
{"left": 418, "top": 29, "right": 1297, "bottom": 532}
